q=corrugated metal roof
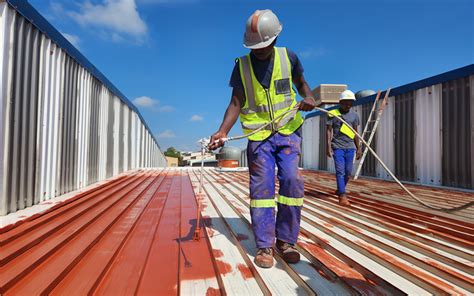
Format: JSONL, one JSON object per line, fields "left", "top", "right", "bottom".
{"left": 0, "top": 168, "right": 472, "bottom": 295}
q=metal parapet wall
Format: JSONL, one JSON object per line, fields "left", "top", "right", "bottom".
{"left": 0, "top": 2, "right": 166, "bottom": 215}
{"left": 302, "top": 65, "right": 474, "bottom": 190}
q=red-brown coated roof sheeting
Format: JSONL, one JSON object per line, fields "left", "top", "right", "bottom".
{"left": 0, "top": 168, "right": 472, "bottom": 295}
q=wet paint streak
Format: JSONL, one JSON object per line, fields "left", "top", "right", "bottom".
{"left": 179, "top": 175, "right": 220, "bottom": 284}
{"left": 305, "top": 196, "right": 473, "bottom": 275}
{"left": 236, "top": 263, "right": 254, "bottom": 280}
{"left": 322, "top": 214, "right": 472, "bottom": 287}
{"left": 298, "top": 240, "right": 379, "bottom": 295}
{"left": 355, "top": 240, "right": 464, "bottom": 295}
{"left": 215, "top": 260, "right": 233, "bottom": 275}
{"left": 206, "top": 287, "right": 221, "bottom": 296}
{"left": 212, "top": 249, "right": 224, "bottom": 258}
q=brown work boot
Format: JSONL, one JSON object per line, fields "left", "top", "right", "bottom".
{"left": 338, "top": 194, "right": 351, "bottom": 206}
{"left": 276, "top": 239, "right": 300, "bottom": 264}
{"left": 255, "top": 248, "right": 274, "bottom": 268}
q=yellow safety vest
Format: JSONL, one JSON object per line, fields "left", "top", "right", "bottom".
{"left": 238, "top": 47, "right": 304, "bottom": 141}
{"left": 328, "top": 109, "right": 356, "bottom": 139}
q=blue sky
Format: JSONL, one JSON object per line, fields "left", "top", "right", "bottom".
{"left": 30, "top": 0, "right": 473, "bottom": 152}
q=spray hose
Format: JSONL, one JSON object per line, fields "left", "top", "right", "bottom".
{"left": 211, "top": 104, "right": 473, "bottom": 213}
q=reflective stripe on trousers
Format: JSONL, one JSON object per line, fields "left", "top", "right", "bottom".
{"left": 247, "top": 129, "right": 304, "bottom": 248}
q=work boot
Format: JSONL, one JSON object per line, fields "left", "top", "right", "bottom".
{"left": 255, "top": 248, "right": 274, "bottom": 268}
{"left": 276, "top": 239, "right": 300, "bottom": 264}
{"left": 338, "top": 194, "right": 351, "bottom": 206}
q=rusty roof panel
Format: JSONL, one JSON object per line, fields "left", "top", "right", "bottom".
{"left": 0, "top": 168, "right": 472, "bottom": 295}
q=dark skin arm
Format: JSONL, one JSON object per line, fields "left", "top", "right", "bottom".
{"left": 353, "top": 124, "right": 362, "bottom": 160}
{"left": 208, "top": 87, "right": 244, "bottom": 150}
{"left": 293, "top": 74, "right": 322, "bottom": 110}
{"left": 326, "top": 125, "right": 333, "bottom": 158}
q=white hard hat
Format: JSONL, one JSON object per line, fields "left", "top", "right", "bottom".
{"left": 243, "top": 9, "right": 282, "bottom": 49}
{"left": 339, "top": 90, "right": 356, "bottom": 102}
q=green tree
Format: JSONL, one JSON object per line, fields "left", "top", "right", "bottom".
{"left": 164, "top": 147, "right": 180, "bottom": 158}
{"left": 164, "top": 147, "right": 184, "bottom": 166}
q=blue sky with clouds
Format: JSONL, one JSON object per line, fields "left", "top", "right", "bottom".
{"left": 30, "top": 0, "right": 473, "bottom": 152}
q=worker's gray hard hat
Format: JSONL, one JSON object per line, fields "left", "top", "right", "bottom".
{"left": 243, "top": 9, "right": 282, "bottom": 49}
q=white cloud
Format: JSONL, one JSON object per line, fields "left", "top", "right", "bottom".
{"left": 132, "top": 96, "right": 174, "bottom": 112}
{"left": 138, "top": 0, "right": 198, "bottom": 4}
{"left": 133, "top": 96, "right": 155, "bottom": 107}
{"left": 299, "top": 47, "right": 327, "bottom": 59}
{"left": 62, "top": 33, "right": 80, "bottom": 48}
{"left": 157, "top": 105, "right": 175, "bottom": 112}
{"left": 190, "top": 115, "right": 203, "bottom": 122}
{"left": 69, "top": 0, "right": 147, "bottom": 43}
{"left": 45, "top": 2, "right": 66, "bottom": 20}
{"left": 157, "top": 130, "right": 176, "bottom": 138}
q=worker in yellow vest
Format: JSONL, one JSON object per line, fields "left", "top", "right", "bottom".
{"left": 209, "top": 9, "right": 320, "bottom": 268}
{"left": 326, "top": 90, "right": 362, "bottom": 206}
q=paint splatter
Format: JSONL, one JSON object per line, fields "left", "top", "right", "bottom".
{"left": 236, "top": 263, "right": 253, "bottom": 279}
{"left": 212, "top": 249, "right": 224, "bottom": 258}
{"left": 206, "top": 287, "right": 221, "bottom": 296}
{"left": 215, "top": 260, "right": 233, "bottom": 275}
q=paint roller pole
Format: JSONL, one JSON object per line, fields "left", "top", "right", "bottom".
{"left": 193, "top": 140, "right": 207, "bottom": 241}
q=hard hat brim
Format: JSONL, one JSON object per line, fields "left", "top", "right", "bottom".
{"left": 243, "top": 35, "right": 278, "bottom": 49}
{"left": 339, "top": 98, "right": 356, "bottom": 102}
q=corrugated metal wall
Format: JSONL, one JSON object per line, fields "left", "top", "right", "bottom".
{"left": 301, "top": 116, "right": 319, "bottom": 170}
{"left": 442, "top": 76, "right": 472, "bottom": 189}
{"left": 415, "top": 85, "right": 442, "bottom": 185}
{"left": 301, "top": 71, "right": 474, "bottom": 191}
{"left": 360, "top": 103, "right": 377, "bottom": 176}
{"left": 0, "top": 3, "right": 166, "bottom": 215}
{"left": 318, "top": 114, "right": 328, "bottom": 171}
{"left": 375, "top": 97, "right": 395, "bottom": 179}
{"left": 394, "top": 91, "right": 416, "bottom": 182}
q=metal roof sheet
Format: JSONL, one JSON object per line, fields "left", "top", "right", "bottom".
{"left": 0, "top": 168, "right": 472, "bottom": 295}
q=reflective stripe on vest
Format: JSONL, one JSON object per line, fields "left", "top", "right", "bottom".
{"left": 277, "top": 195, "right": 304, "bottom": 206}
{"left": 241, "top": 97, "right": 294, "bottom": 115}
{"left": 241, "top": 122, "right": 273, "bottom": 131}
{"left": 238, "top": 47, "right": 304, "bottom": 141}
{"left": 328, "top": 109, "right": 356, "bottom": 139}
{"left": 250, "top": 199, "right": 276, "bottom": 208}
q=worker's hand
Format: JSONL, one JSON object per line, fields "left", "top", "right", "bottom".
{"left": 208, "top": 131, "right": 227, "bottom": 151}
{"left": 327, "top": 147, "right": 333, "bottom": 158}
{"left": 297, "top": 97, "right": 316, "bottom": 112}
{"left": 356, "top": 148, "right": 362, "bottom": 160}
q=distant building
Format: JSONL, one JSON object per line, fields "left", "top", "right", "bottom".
{"left": 181, "top": 151, "right": 216, "bottom": 166}
{"left": 166, "top": 156, "right": 179, "bottom": 167}
{"left": 189, "top": 157, "right": 218, "bottom": 167}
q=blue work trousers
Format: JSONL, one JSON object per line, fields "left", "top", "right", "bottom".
{"left": 247, "top": 131, "right": 304, "bottom": 249}
{"left": 333, "top": 148, "right": 356, "bottom": 195}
